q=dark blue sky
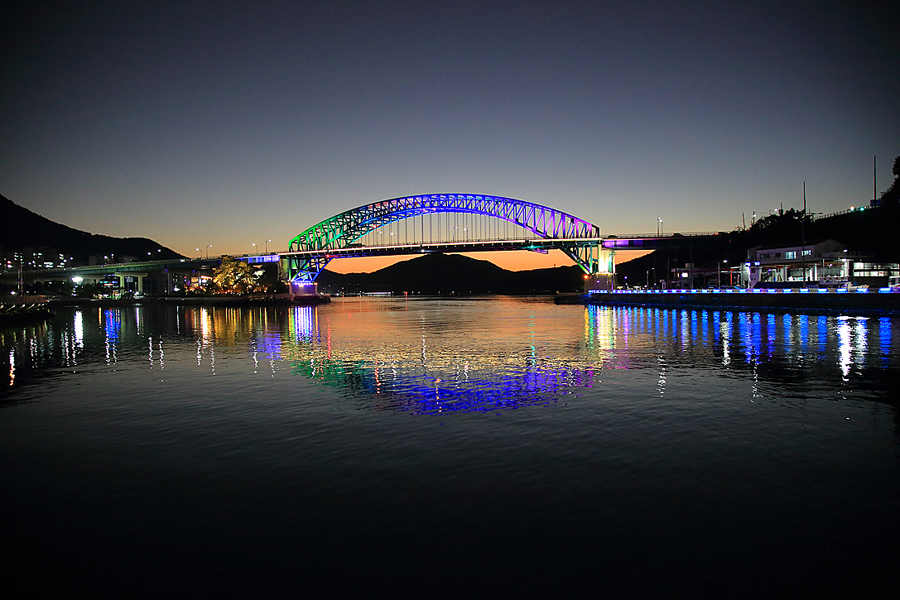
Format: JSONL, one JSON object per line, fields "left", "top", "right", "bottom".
{"left": 2, "top": 1, "right": 897, "bottom": 267}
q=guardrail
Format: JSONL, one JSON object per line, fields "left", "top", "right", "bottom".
{"left": 602, "top": 232, "right": 723, "bottom": 239}
{"left": 588, "top": 287, "right": 898, "bottom": 295}
{"left": 808, "top": 206, "right": 873, "bottom": 222}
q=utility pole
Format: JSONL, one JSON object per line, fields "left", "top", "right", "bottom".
{"left": 802, "top": 181, "right": 807, "bottom": 282}
{"left": 689, "top": 244, "right": 694, "bottom": 289}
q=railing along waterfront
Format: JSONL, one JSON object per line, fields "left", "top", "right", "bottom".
{"left": 591, "top": 287, "right": 898, "bottom": 295}
{"left": 582, "top": 286, "right": 900, "bottom": 313}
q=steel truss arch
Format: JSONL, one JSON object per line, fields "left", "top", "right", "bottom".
{"left": 286, "top": 194, "right": 602, "bottom": 282}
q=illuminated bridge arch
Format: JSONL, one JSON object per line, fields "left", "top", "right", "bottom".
{"left": 286, "top": 194, "right": 604, "bottom": 282}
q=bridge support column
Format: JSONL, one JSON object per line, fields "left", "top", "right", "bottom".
{"left": 583, "top": 249, "right": 616, "bottom": 292}
{"left": 114, "top": 272, "right": 148, "bottom": 296}
{"left": 584, "top": 273, "right": 616, "bottom": 293}
{"left": 290, "top": 280, "right": 319, "bottom": 297}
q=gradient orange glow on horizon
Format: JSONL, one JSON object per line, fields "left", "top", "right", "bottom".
{"left": 325, "top": 249, "right": 652, "bottom": 274}
{"left": 4, "top": 3, "right": 894, "bottom": 259}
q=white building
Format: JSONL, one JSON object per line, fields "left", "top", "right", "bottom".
{"left": 745, "top": 239, "right": 898, "bottom": 288}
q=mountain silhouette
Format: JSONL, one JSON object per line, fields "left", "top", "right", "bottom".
{"left": 316, "top": 252, "right": 585, "bottom": 295}
{"left": 1, "top": 193, "right": 183, "bottom": 262}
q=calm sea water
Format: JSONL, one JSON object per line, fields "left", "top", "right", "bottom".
{"left": 2, "top": 297, "right": 899, "bottom": 596}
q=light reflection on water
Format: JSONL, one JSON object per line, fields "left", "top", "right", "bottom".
{"left": 1, "top": 297, "right": 899, "bottom": 596}
{"left": 1, "top": 299, "right": 898, "bottom": 409}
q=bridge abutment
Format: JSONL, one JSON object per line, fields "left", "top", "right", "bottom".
{"left": 584, "top": 273, "right": 616, "bottom": 293}
{"left": 583, "top": 249, "right": 617, "bottom": 292}
{"left": 290, "top": 280, "right": 319, "bottom": 297}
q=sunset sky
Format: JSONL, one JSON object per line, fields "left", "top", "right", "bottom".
{"left": 2, "top": 1, "right": 897, "bottom": 272}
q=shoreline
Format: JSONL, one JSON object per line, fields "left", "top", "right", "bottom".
{"left": 45, "top": 293, "right": 331, "bottom": 309}
{"left": 558, "top": 289, "right": 900, "bottom": 315}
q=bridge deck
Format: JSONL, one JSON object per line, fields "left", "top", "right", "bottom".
{"left": 279, "top": 237, "right": 603, "bottom": 259}
{"left": 279, "top": 232, "right": 719, "bottom": 258}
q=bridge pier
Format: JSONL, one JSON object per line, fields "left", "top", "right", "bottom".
{"left": 114, "top": 272, "right": 147, "bottom": 295}
{"left": 584, "top": 273, "right": 616, "bottom": 292}
{"left": 583, "top": 249, "right": 617, "bottom": 292}
{"left": 290, "top": 280, "right": 319, "bottom": 297}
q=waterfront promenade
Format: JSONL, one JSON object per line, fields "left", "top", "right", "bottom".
{"left": 575, "top": 287, "right": 900, "bottom": 313}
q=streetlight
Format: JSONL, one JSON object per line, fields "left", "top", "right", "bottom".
{"left": 252, "top": 243, "right": 257, "bottom": 255}
{"left": 266, "top": 240, "right": 272, "bottom": 254}
{"left": 718, "top": 259, "right": 728, "bottom": 288}
{"left": 657, "top": 217, "right": 663, "bottom": 237}
{"left": 206, "top": 245, "right": 212, "bottom": 259}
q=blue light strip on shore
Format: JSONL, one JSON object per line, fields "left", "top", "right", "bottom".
{"left": 587, "top": 287, "right": 893, "bottom": 295}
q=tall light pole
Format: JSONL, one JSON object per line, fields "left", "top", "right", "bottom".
{"left": 266, "top": 239, "right": 272, "bottom": 254}
{"left": 718, "top": 259, "right": 727, "bottom": 288}
{"left": 657, "top": 217, "right": 662, "bottom": 237}
{"left": 206, "top": 245, "right": 212, "bottom": 260}
{"left": 252, "top": 243, "right": 257, "bottom": 255}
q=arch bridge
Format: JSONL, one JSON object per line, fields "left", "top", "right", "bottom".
{"left": 281, "top": 194, "right": 614, "bottom": 290}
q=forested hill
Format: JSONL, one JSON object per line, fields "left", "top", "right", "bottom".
{"left": 615, "top": 201, "right": 900, "bottom": 286}
{"left": 316, "top": 253, "right": 586, "bottom": 295}
{"left": 0, "top": 193, "right": 183, "bottom": 262}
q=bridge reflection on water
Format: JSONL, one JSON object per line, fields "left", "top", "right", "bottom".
{"left": 3, "top": 300, "right": 896, "bottom": 410}
{"left": 275, "top": 304, "right": 895, "bottom": 411}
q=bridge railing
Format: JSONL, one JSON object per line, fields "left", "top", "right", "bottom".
{"left": 279, "top": 237, "right": 605, "bottom": 256}
{"left": 602, "top": 231, "right": 723, "bottom": 239}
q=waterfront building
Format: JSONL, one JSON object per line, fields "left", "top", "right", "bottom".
{"left": 744, "top": 239, "right": 899, "bottom": 288}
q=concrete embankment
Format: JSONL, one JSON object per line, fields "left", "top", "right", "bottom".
{"left": 558, "top": 289, "right": 900, "bottom": 314}
{"left": 46, "top": 293, "right": 331, "bottom": 309}
{"left": 0, "top": 295, "right": 53, "bottom": 324}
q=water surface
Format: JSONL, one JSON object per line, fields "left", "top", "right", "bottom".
{"left": 2, "top": 297, "right": 898, "bottom": 596}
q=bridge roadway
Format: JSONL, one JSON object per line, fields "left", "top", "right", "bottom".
{"left": 29, "top": 257, "right": 224, "bottom": 295}
{"left": 36, "top": 257, "right": 221, "bottom": 278}
{"left": 274, "top": 232, "right": 716, "bottom": 260}
{"left": 275, "top": 231, "right": 721, "bottom": 259}
{"left": 277, "top": 237, "right": 599, "bottom": 260}
{"left": 26, "top": 231, "right": 720, "bottom": 290}
{"left": 28, "top": 232, "right": 720, "bottom": 274}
